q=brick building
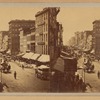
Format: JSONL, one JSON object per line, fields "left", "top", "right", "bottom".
{"left": 0, "top": 31, "right": 9, "bottom": 53}
{"left": 19, "top": 27, "right": 35, "bottom": 53}
{"left": 35, "top": 7, "right": 62, "bottom": 61}
{"left": 93, "top": 20, "right": 100, "bottom": 55}
{"left": 8, "top": 20, "right": 35, "bottom": 55}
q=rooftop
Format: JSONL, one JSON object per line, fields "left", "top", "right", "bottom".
{"left": 9, "top": 19, "right": 35, "bottom": 24}
{"left": 93, "top": 20, "right": 100, "bottom": 24}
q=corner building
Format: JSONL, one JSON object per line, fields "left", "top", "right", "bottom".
{"left": 93, "top": 20, "right": 100, "bottom": 55}
{"left": 35, "top": 7, "right": 61, "bottom": 61}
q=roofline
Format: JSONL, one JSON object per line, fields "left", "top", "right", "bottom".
{"left": 9, "top": 19, "right": 35, "bottom": 24}
{"left": 35, "top": 8, "right": 49, "bottom": 17}
{"left": 93, "top": 20, "right": 100, "bottom": 24}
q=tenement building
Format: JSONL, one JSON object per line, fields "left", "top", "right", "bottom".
{"left": 83, "top": 31, "right": 93, "bottom": 52}
{"left": 8, "top": 20, "right": 35, "bottom": 55}
{"left": 35, "top": 7, "right": 62, "bottom": 61}
{"left": 0, "top": 31, "right": 9, "bottom": 53}
{"left": 19, "top": 27, "right": 35, "bottom": 53}
{"left": 93, "top": 20, "right": 100, "bottom": 56}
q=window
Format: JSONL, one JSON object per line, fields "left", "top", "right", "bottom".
{"left": 42, "top": 35, "right": 43, "bottom": 41}
{"left": 46, "top": 34, "right": 47, "bottom": 42}
{"left": 44, "top": 13, "right": 45, "bottom": 20}
{"left": 46, "top": 24, "right": 47, "bottom": 31}
{"left": 42, "top": 46, "right": 43, "bottom": 54}
{"left": 46, "top": 12, "right": 48, "bottom": 19}
{"left": 46, "top": 45, "right": 47, "bottom": 54}
{"left": 31, "top": 35, "right": 35, "bottom": 40}
{"left": 44, "top": 46, "right": 45, "bottom": 54}
{"left": 44, "top": 24, "right": 45, "bottom": 32}
{"left": 44, "top": 34, "right": 45, "bottom": 42}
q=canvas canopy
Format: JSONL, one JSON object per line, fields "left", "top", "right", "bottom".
{"left": 30, "top": 54, "right": 41, "bottom": 60}
{"left": 22, "top": 52, "right": 34, "bottom": 59}
{"left": 37, "top": 54, "right": 50, "bottom": 62}
{"left": 38, "top": 65, "right": 49, "bottom": 69}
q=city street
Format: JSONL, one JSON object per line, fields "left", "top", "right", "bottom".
{"left": 1, "top": 55, "right": 100, "bottom": 93}
{"left": 78, "top": 57, "right": 100, "bottom": 92}
{"left": 1, "top": 61, "right": 50, "bottom": 93}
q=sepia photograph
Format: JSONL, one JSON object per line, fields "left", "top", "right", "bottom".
{"left": 0, "top": 3, "right": 100, "bottom": 95}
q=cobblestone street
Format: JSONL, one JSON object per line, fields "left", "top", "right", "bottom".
{"left": 1, "top": 61, "right": 50, "bottom": 93}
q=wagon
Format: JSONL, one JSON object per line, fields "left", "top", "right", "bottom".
{"left": 35, "top": 65, "right": 50, "bottom": 80}
{"left": 1, "top": 61, "right": 11, "bottom": 73}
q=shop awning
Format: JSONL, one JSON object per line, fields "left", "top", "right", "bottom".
{"left": 38, "top": 65, "right": 49, "bottom": 69}
{"left": 37, "top": 54, "right": 50, "bottom": 62}
{"left": 22, "top": 52, "right": 34, "bottom": 59}
{"left": 17, "top": 53, "right": 25, "bottom": 57}
{"left": 6, "top": 49, "right": 11, "bottom": 54}
{"left": 90, "top": 49, "right": 95, "bottom": 54}
{"left": 30, "top": 53, "right": 41, "bottom": 60}
{"left": 83, "top": 49, "right": 91, "bottom": 53}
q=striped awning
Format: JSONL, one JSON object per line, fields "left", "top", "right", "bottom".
{"left": 22, "top": 52, "right": 34, "bottom": 59}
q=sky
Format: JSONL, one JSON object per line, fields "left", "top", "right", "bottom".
{"left": 1, "top": 3, "right": 100, "bottom": 45}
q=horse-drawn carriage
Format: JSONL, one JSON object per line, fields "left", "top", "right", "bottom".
{"left": 84, "top": 58, "right": 94, "bottom": 73}
{"left": 1, "top": 61, "right": 11, "bottom": 73}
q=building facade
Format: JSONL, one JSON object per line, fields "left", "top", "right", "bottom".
{"left": 8, "top": 20, "right": 35, "bottom": 55}
{"left": 19, "top": 27, "right": 35, "bottom": 53}
{"left": 93, "top": 20, "right": 100, "bottom": 55}
{"left": 83, "top": 31, "right": 93, "bottom": 51}
{"left": 30, "top": 27, "right": 35, "bottom": 52}
{"left": 0, "top": 31, "right": 9, "bottom": 53}
{"left": 72, "top": 30, "right": 93, "bottom": 52}
{"left": 74, "top": 31, "right": 84, "bottom": 50}
{"left": 68, "top": 36, "right": 76, "bottom": 47}
{"left": 57, "top": 22, "right": 63, "bottom": 50}
{"left": 35, "top": 7, "right": 61, "bottom": 60}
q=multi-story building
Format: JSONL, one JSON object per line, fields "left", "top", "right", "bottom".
{"left": 19, "top": 27, "right": 35, "bottom": 53}
{"left": 0, "top": 31, "right": 9, "bottom": 53}
{"left": 83, "top": 31, "right": 93, "bottom": 51}
{"left": 93, "top": 20, "right": 100, "bottom": 55}
{"left": 19, "top": 28, "right": 30, "bottom": 53}
{"left": 30, "top": 27, "right": 35, "bottom": 52}
{"left": 35, "top": 7, "right": 61, "bottom": 60}
{"left": 68, "top": 36, "right": 76, "bottom": 47}
{"left": 74, "top": 30, "right": 93, "bottom": 52}
{"left": 74, "top": 31, "right": 84, "bottom": 50}
{"left": 8, "top": 19, "right": 35, "bottom": 55}
{"left": 57, "top": 22, "right": 63, "bottom": 49}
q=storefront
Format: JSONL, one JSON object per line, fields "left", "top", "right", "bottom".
{"left": 37, "top": 54, "right": 50, "bottom": 65}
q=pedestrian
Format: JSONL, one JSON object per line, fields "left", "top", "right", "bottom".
{"left": 14, "top": 71, "right": 17, "bottom": 79}
{"left": 97, "top": 56, "right": 100, "bottom": 61}
{"left": 74, "top": 74, "right": 79, "bottom": 92}
{"left": 78, "top": 77, "right": 83, "bottom": 92}
{"left": 22, "top": 64, "right": 24, "bottom": 70}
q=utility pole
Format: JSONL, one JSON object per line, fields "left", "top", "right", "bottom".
{"left": 0, "top": 59, "right": 2, "bottom": 83}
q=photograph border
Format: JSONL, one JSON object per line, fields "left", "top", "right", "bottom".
{"left": 0, "top": 0, "right": 100, "bottom": 100}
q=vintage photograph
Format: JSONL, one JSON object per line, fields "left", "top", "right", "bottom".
{"left": 0, "top": 3, "right": 100, "bottom": 93}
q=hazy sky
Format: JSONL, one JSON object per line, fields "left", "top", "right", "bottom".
{"left": 1, "top": 3, "right": 100, "bottom": 45}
